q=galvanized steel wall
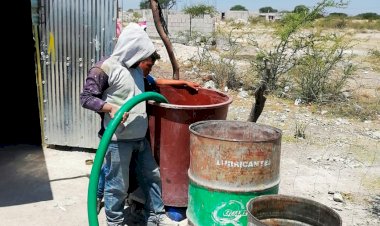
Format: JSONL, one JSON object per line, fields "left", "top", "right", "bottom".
{"left": 38, "top": 0, "right": 117, "bottom": 149}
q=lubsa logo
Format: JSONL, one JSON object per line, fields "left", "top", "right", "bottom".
{"left": 212, "top": 200, "right": 247, "bottom": 226}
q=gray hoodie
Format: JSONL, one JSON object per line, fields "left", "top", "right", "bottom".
{"left": 100, "top": 23, "right": 155, "bottom": 140}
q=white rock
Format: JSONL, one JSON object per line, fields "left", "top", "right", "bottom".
{"left": 333, "top": 193, "right": 344, "bottom": 202}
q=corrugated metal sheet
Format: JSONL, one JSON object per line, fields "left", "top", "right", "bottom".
{"left": 38, "top": 0, "right": 117, "bottom": 149}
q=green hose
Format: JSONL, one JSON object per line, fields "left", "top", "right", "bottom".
{"left": 87, "top": 91, "right": 168, "bottom": 226}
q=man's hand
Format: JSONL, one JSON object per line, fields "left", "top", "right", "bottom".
{"left": 186, "top": 81, "right": 200, "bottom": 91}
{"left": 110, "top": 106, "right": 129, "bottom": 124}
{"left": 121, "top": 112, "right": 129, "bottom": 123}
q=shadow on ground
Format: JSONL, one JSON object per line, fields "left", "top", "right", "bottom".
{"left": 0, "top": 144, "right": 53, "bottom": 207}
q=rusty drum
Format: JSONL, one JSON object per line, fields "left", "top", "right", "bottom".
{"left": 147, "top": 85, "right": 232, "bottom": 207}
{"left": 187, "top": 120, "right": 282, "bottom": 226}
{"left": 246, "top": 194, "right": 342, "bottom": 226}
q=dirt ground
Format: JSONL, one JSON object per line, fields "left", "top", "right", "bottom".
{"left": 0, "top": 29, "right": 379, "bottom": 226}
{"left": 0, "top": 145, "right": 108, "bottom": 226}
{"left": 151, "top": 27, "right": 380, "bottom": 226}
{"left": 226, "top": 92, "right": 380, "bottom": 226}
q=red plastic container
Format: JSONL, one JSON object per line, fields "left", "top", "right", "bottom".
{"left": 147, "top": 85, "right": 232, "bottom": 207}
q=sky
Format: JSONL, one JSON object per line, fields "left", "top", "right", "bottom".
{"left": 119, "top": 0, "right": 380, "bottom": 16}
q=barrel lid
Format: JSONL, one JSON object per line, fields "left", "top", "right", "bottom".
{"left": 189, "top": 120, "right": 282, "bottom": 142}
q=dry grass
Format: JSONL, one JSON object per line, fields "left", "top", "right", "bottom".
{"left": 365, "top": 49, "right": 380, "bottom": 72}
{"left": 322, "top": 96, "right": 380, "bottom": 121}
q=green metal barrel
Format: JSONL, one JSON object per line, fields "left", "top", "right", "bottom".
{"left": 187, "top": 120, "right": 282, "bottom": 226}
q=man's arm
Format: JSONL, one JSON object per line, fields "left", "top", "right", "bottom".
{"left": 80, "top": 67, "right": 109, "bottom": 112}
{"left": 80, "top": 67, "right": 129, "bottom": 123}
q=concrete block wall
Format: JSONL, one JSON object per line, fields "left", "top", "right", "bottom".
{"left": 223, "top": 10, "right": 260, "bottom": 21}
{"left": 166, "top": 14, "right": 191, "bottom": 35}
{"left": 120, "top": 9, "right": 215, "bottom": 39}
{"left": 191, "top": 15, "right": 215, "bottom": 34}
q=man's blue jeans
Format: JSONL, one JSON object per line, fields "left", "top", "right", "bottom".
{"left": 97, "top": 156, "right": 139, "bottom": 200}
{"left": 97, "top": 164, "right": 108, "bottom": 199}
{"left": 104, "top": 138, "right": 165, "bottom": 225}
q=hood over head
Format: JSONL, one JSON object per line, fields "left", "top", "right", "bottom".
{"left": 111, "top": 22, "right": 155, "bottom": 68}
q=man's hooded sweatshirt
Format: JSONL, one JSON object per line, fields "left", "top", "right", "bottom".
{"left": 81, "top": 23, "right": 155, "bottom": 141}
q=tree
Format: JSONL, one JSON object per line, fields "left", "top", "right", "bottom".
{"left": 293, "top": 5, "right": 309, "bottom": 14}
{"left": 183, "top": 4, "right": 217, "bottom": 17}
{"left": 131, "top": 12, "right": 143, "bottom": 22}
{"left": 291, "top": 33, "right": 355, "bottom": 103}
{"left": 183, "top": 4, "right": 217, "bottom": 37}
{"left": 149, "top": 0, "right": 180, "bottom": 79}
{"left": 356, "top": 12, "right": 380, "bottom": 20}
{"left": 230, "top": 5, "right": 248, "bottom": 11}
{"left": 139, "top": 0, "right": 176, "bottom": 9}
{"left": 247, "top": 0, "right": 350, "bottom": 121}
{"left": 251, "top": 0, "right": 350, "bottom": 91}
{"left": 328, "top": 12, "right": 348, "bottom": 17}
{"left": 259, "top": 7, "right": 278, "bottom": 13}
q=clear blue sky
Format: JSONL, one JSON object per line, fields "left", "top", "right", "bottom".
{"left": 120, "top": 0, "right": 380, "bottom": 16}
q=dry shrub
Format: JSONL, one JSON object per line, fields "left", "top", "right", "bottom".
{"left": 315, "top": 18, "right": 380, "bottom": 30}
{"left": 325, "top": 90, "right": 380, "bottom": 121}
{"left": 365, "top": 49, "right": 380, "bottom": 72}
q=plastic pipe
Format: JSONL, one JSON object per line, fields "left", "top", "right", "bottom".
{"left": 88, "top": 91, "right": 168, "bottom": 226}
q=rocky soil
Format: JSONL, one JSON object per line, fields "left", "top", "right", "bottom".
{"left": 152, "top": 28, "right": 380, "bottom": 226}
{"left": 227, "top": 92, "right": 380, "bottom": 226}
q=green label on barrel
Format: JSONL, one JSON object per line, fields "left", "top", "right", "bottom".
{"left": 187, "top": 182, "right": 278, "bottom": 226}
{"left": 211, "top": 199, "right": 248, "bottom": 224}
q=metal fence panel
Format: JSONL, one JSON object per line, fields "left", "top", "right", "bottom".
{"left": 38, "top": 0, "right": 117, "bottom": 149}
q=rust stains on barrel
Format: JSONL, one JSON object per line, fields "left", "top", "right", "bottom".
{"left": 246, "top": 194, "right": 342, "bottom": 226}
{"left": 187, "top": 120, "right": 282, "bottom": 225}
{"left": 188, "top": 120, "right": 282, "bottom": 192}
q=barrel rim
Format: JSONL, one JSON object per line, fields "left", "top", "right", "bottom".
{"left": 246, "top": 194, "right": 342, "bottom": 225}
{"left": 188, "top": 172, "right": 281, "bottom": 193}
{"left": 189, "top": 120, "right": 282, "bottom": 142}
{"left": 147, "top": 87, "right": 233, "bottom": 110}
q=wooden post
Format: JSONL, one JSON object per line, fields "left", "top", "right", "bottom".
{"left": 150, "top": 0, "right": 180, "bottom": 80}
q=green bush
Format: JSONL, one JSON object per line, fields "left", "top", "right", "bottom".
{"left": 366, "top": 49, "right": 380, "bottom": 72}
{"left": 290, "top": 33, "right": 356, "bottom": 103}
{"left": 248, "top": 16, "right": 269, "bottom": 25}
{"left": 356, "top": 13, "right": 380, "bottom": 20}
{"left": 315, "top": 17, "right": 380, "bottom": 30}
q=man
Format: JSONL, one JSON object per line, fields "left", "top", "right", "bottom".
{"left": 80, "top": 23, "right": 197, "bottom": 226}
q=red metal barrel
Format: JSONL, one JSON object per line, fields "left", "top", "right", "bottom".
{"left": 147, "top": 85, "right": 232, "bottom": 207}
